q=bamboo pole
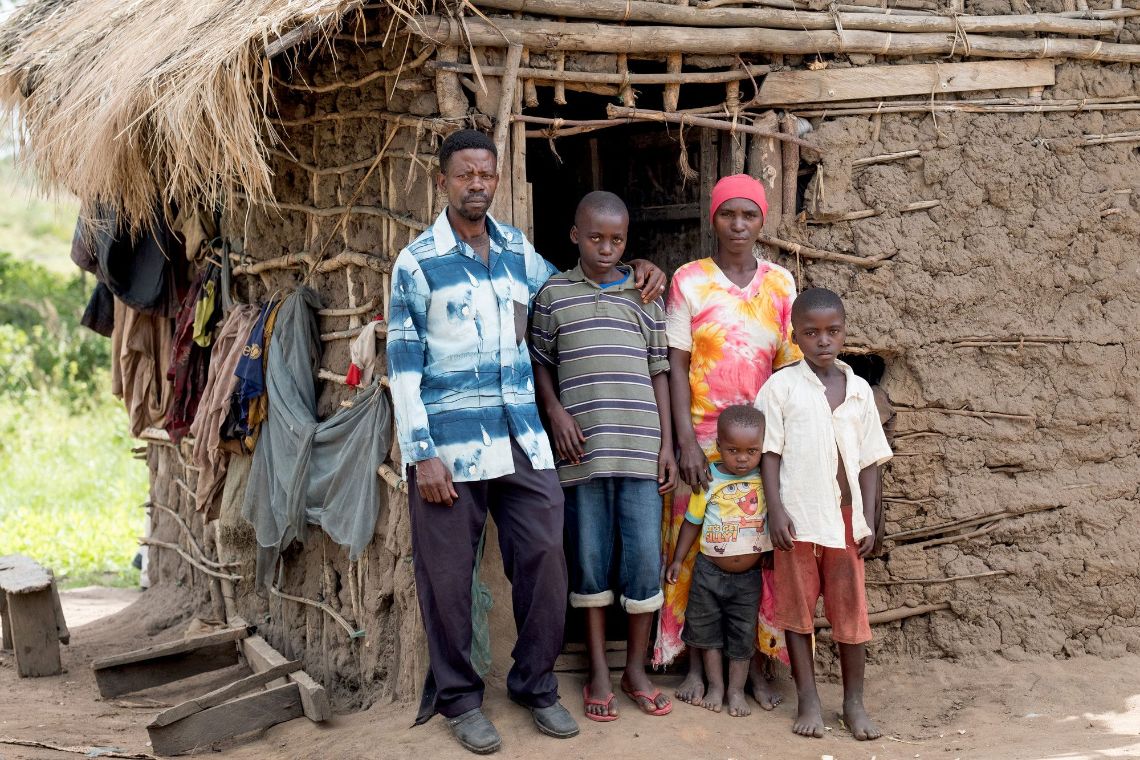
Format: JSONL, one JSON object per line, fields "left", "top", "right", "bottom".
{"left": 471, "top": 0, "right": 1117, "bottom": 35}
{"left": 493, "top": 44, "right": 525, "bottom": 178}
{"left": 605, "top": 105, "right": 818, "bottom": 147}
{"left": 428, "top": 60, "right": 771, "bottom": 85}
{"left": 415, "top": 15, "right": 1140, "bottom": 62}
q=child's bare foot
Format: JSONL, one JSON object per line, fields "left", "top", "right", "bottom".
{"left": 726, "top": 687, "right": 751, "bottom": 717}
{"left": 675, "top": 671, "right": 705, "bottom": 705}
{"left": 700, "top": 682, "right": 724, "bottom": 713}
{"left": 748, "top": 669, "right": 783, "bottom": 710}
{"left": 843, "top": 698, "right": 882, "bottom": 740}
{"left": 792, "top": 693, "right": 825, "bottom": 738}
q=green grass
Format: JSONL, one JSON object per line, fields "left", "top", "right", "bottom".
{"left": 0, "top": 152, "right": 148, "bottom": 588}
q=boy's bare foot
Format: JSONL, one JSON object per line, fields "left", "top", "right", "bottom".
{"left": 726, "top": 687, "right": 751, "bottom": 717}
{"left": 748, "top": 670, "right": 783, "bottom": 710}
{"left": 700, "top": 682, "right": 725, "bottom": 713}
{"left": 675, "top": 671, "right": 705, "bottom": 705}
{"left": 792, "top": 693, "right": 825, "bottom": 738}
{"left": 585, "top": 674, "right": 617, "bottom": 720}
{"left": 842, "top": 699, "right": 882, "bottom": 740}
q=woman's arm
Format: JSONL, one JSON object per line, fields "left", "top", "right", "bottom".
{"left": 670, "top": 347, "right": 709, "bottom": 490}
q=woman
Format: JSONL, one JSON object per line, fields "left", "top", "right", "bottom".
{"left": 657, "top": 174, "right": 801, "bottom": 710}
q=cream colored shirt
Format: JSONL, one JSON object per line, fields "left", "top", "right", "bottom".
{"left": 754, "top": 359, "right": 893, "bottom": 550}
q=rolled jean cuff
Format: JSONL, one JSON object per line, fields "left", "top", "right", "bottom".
{"left": 621, "top": 590, "right": 664, "bottom": 614}
{"left": 570, "top": 590, "right": 614, "bottom": 608}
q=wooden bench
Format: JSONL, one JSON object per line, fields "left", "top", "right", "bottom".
{"left": 0, "top": 554, "right": 70, "bottom": 677}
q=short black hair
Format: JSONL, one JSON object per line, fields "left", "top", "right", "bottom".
{"left": 574, "top": 190, "right": 629, "bottom": 226}
{"left": 717, "top": 404, "right": 764, "bottom": 436}
{"left": 439, "top": 129, "right": 497, "bottom": 172}
{"left": 791, "top": 287, "right": 845, "bottom": 324}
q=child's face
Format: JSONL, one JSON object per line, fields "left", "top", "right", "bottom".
{"left": 570, "top": 209, "right": 628, "bottom": 275}
{"left": 792, "top": 306, "right": 846, "bottom": 371}
{"left": 717, "top": 423, "right": 764, "bottom": 476}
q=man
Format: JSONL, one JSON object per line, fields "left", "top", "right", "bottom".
{"left": 388, "top": 129, "right": 666, "bottom": 755}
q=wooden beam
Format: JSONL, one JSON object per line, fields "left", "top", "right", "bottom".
{"left": 0, "top": 594, "right": 11, "bottom": 650}
{"left": 754, "top": 60, "right": 1056, "bottom": 106}
{"left": 699, "top": 129, "right": 717, "bottom": 258}
{"left": 93, "top": 625, "right": 252, "bottom": 671}
{"left": 7, "top": 590, "right": 61, "bottom": 677}
{"left": 0, "top": 554, "right": 53, "bottom": 594}
{"left": 91, "top": 625, "right": 252, "bottom": 698}
{"left": 493, "top": 44, "right": 524, "bottom": 177}
{"left": 150, "top": 660, "right": 302, "bottom": 728}
{"left": 748, "top": 111, "right": 782, "bottom": 232}
{"left": 146, "top": 683, "right": 304, "bottom": 756}
{"left": 429, "top": 59, "right": 771, "bottom": 85}
{"left": 239, "top": 634, "right": 331, "bottom": 722}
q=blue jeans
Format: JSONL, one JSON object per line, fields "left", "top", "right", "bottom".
{"left": 564, "top": 476, "right": 663, "bottom": 614}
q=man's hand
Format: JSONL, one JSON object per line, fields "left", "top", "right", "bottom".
{"left": 549, "top": 405, "right": 586, "bottom": 464}
{"left": 665, "top": 560, "right": 684, "bottom": 585}
{"left": 677, "top": 440, "right": 711, "bottom": 490}
{"left": 626, "top": 258, "right": 668, "bottom": 304}
{"left": 657, "top": 449, "right": 678, "bottom": 495}
{"left": 415, "top": 457, "right": 459, "bottom": 506}
{"left": 768, "top": 504, "right": 797, "bottom": 551}
{"left": 857, "top": 534, "right": 876, "bottom": 558}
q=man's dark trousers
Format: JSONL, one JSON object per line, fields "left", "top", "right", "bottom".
{"left": 407, "top": 440, "right": 568, "bottom": 719}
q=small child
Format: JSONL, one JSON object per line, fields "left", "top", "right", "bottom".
{"left": 666, "top": 404, "right": 770, "bottom": 718}
{"left": 530, "top": 190, "right": 678, "bottom": 723}
{"left": 755, "top": 287, "right": 893, "bottom": 741}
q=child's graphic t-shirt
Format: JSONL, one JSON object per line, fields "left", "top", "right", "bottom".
{"left": 684, "top": 465, "right": 772, "bottom": 557}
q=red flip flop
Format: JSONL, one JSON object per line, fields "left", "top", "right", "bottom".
{"left": 583, "top": 684, "right": 618, "bottom": 722}
{"left": 622, "top": 684, "right": 673, "bottom": 716}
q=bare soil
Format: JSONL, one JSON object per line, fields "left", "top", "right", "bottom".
{"left": 1, "top": 591, "right": 1138, "bottom": 760}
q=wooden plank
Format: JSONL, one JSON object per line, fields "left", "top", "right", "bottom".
{"left": 0, "top": 593, "right": 11, "bottom": 651}
{"left": 554, "top": 649, "right": 627, "bottom": 673}
{"left": 7, "top": 589, "right": 61, "bottom": 677}
{"left": 49, "top": 577, "right": 69, "bottom": 646}
{"left": 754, "top": 60, "right": 1056, "bottom": 106}
{"left": 699, "top": 129, "right": 717, "bottom": 258}
{"left": 147, "top": 682, "right": 304, "bottom": 756}
{"left": 240, "top": 635, "right": 331, "bottom": 722}
{"left": 92, "top": 625, "right": 253, "bottom": 671}
{"left": 749, "top": 111, "right": 782, "bottom": 233}
{"left": 93, "top": 641, "right": 239, "bottom": 698}
{"left": 150, "top": 660, "right": 302, "bottom": 728}
{"left": 0, "top": 555, "right": 53, "bottom": 595}
{"left": 562, "top": 639, "right": 628, "bottom": 654}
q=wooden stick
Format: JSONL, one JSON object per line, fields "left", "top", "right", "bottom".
{"left": 606, "top": 105, "right": 818, "bottom": 148}
{"left": 150, "top": 502, "right": 237, "bottom": 570}
{"left": 234, "top": 194, "right": 427, "bottom": 231}
{"left": 793, "top": 98, "right": 1140, "bottom": 117}
{"left": 664, "top": 53, "right": 683, "bottom": 112}
{"left": 321, "top": 323, "right": 388, "bottom": 342}
{"left": 816, "top": 602, "right": 950, "bottom": 628}
{"left": 894, "top": 405, "right": 1034, "bottom": 421}
{"left": 140, "top": 539, "right": 242, "bottom": 582}
{"left": 0, "top": 739, "right": 155, "bottom": 760}
{"left": 379, "top": 464, "right": 408, "bottom": 493}
{"left": 521, "top": 47, "right": 539, "bottom": 108}
{"left": 552, "top": 50, "right": 567, "bottom": 104}
{"left": 416, "top": 15, "right": 1140, "bottom": 62}
{"left": 231, "top": 251, "right": 393, "bottom": 277}
{"left": 471, "top": 0, "right": 1117, "bottom": 35}
{"left": 435, "top": 46, "right": 469, "bottom": 118}
{"left": 318, "top": 298, "right": 381, "bottom": 317}
{"left": 269, "top": 585, "right": 363, "bottom": 639}
{"left": 760, "top": 234, "right": 890, "bottom": 268}
{"left": 780, "top": 114, "right": 799, "bottom": 219}
{"left": 493, "top": 44, "right": 525, "bottom": 177}
{"left": 913, "top": 521, "right": 1001, "bottom": 550}
{"left": 852, "top": 149, "right": 921, "bottom": 167}
{"left": 317, "top": 369, "right": 391, "bottom": 387}
{"left": 886, "top": 503, "right": 1062, "bottom": 542}
{"left": 867, "top": 570, "right": 1011, "bottom": 586}
{"left": 275, "top": 47, "right": 433, "bottom": 92}
{"left": 269, "top": 148, "right": 437, "bottom": 175}
{"left": 1083, "top": 130, "right": 1140, "bottom": 145}
{"left": 429, "top": 59, "right": 771, "bottom": 85}
{"left": 808, "top": 199, "right": 941, "bottom": 223}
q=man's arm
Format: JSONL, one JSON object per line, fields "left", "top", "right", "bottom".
{"left": 670, "top": 348, "right": 708, "bottom": 490}
{"left": 387, "top": 250, "right": 457, "bottom": 506}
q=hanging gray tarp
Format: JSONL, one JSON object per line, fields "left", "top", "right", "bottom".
{"left": 242, "top": 287, "right": 392, "bottom": 587}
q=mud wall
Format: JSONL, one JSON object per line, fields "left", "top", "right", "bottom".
{"left": 795, "top": 60, "right": 1140, "bottom": 662}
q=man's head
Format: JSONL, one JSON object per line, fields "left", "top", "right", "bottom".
{"left": 716, "top": 404, "right": 766, "bottom": 476}
{"left": 791, "top": 287, "right": 847, "bottom": 371}
{"left": 571, "top": 191, "right": 629, "bottom": 277}
{"left": 437, "top": 129, "right": 498, "bottom": 223}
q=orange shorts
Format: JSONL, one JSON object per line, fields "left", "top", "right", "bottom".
{"left": 773, "top": 506, "right": 871, "bottom": 645}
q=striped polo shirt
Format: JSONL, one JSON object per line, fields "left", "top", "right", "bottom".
{"left": 530, "top": 263, "right": 669, "bottom": 486}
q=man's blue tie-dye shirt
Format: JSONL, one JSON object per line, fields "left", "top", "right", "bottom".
{"left": 387, "top": 210, "right": 557, "bottom": 481}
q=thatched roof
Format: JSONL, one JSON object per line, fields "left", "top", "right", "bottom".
{"left": 0, "top": 0, "right": 424, "bottom": 224}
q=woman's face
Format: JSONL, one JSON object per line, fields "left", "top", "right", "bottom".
{"left": 713, "top": 197, "right": 764, "bottom": 254}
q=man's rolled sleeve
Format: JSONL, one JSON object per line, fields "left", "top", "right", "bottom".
{"left": 387, "top": 249, "right": 438, "bottom": 465}
{"left": 858, "top": 392, "right": 894, "bottom": 470}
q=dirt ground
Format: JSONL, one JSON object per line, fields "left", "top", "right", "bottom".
{"left": 1, "top": 591, "right": 1138, "bottom": 760}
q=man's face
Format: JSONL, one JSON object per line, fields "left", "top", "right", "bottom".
{"left": 438, "top": 148, "right": 498, "bottom": 222}
{"left": 792, "top": 306, "right": 847, "bottom": 371}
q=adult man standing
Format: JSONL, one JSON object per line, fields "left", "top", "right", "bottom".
{"left": 388, "top": 130, "right": 666, "bottom": 754}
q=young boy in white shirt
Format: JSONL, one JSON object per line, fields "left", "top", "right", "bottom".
{"left": 755, "top": 287, "right": 893, "bottom": 742}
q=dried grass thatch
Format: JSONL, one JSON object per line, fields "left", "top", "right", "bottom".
{"left": 0, "top": 0, "right": 428, "bottom": 225}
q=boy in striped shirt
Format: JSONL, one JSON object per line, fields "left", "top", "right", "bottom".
{"left": 530, "top": 191, "right": 678, "bottom": 723}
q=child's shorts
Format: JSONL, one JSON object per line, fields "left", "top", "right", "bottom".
{"left": 681, "top": 553, "right": 762, "bottom": 660}
{"left": 564, "top": 476, "right": 663, "bottom": 614}
{"left": 773, "top": 506, "right": 871, "bottom": 645}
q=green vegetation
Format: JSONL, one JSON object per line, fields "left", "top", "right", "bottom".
{"left": 0, "top": 158, "right": 146, "bottom": 588}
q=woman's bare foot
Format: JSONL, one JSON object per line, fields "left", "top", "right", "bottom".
{"left": 792, "top": 692, "right": 825, "bottom": 738}
{"left": 726, "top": 687, "right": 751, "bottom": 717}
{"left": 748, "top": 666, "right": 783, "bottom": 711}
{"left": 700, "top": 681, "right": 724, "bottom": 713}
{"left": 585, "top": 672, "right": 617, "bottom": 720}
{"left": 675, "top": 670, "right": 705, "bottom": 705}
{"left": 843, "top": 699, "right": 882, "bottom": 740}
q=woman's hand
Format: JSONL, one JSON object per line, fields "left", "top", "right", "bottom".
{"left": 677, "top": 440, "right": 711, "bottom": 490}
